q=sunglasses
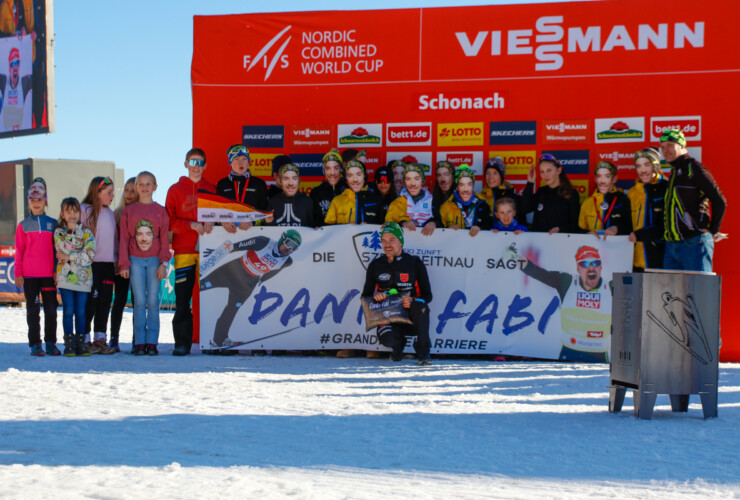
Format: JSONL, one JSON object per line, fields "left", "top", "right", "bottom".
{"left": 187, "top": 158, "right": 205, "bottom": 167}
{"left": 578, "top": 259, "right": 601, "bottom": 268}
{"left": 10, "top": 60, "right": 19, "bottom": 68}
{"left": 98, "top": 177, "right": 113, "bottom": 189}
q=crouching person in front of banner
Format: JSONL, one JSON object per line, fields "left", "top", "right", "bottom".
{"left": 200, "top": 230, "right": 302, "bottom": 350}
{"left": 363, "top": 222, "right": 433, "bottom": 366}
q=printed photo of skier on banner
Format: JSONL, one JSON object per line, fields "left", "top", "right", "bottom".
{"left": 199, "top": 230, "right": 302, "bottom": 348}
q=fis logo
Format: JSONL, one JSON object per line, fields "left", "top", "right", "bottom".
{"left": 243, "top": 26, "right": 292, "bottom": 81}
{"left": 576, "top": 291, "right": 601, "bottom": 309}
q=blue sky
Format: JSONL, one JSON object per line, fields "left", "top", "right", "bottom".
{"left": 3, "top": 0, "right": 556, "bottom": 203}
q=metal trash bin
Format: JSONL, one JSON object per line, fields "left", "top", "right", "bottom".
{"left": 608, "top": 270, "right": 720, "bottom": 419}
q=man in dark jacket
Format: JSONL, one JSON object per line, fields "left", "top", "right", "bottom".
{"left": 362, "top": 222, "right": 433, "bottom": 365}
{"left": 268, "top": 163, "right": 315, "bottom": 227}
{"left": 660, "top": 129, "right": 727, "bottom": 272}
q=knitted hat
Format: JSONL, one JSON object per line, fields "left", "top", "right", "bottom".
{"left": 271, "top": 155, "right": 292, "bottom": 174}
{"left": 388, "top": 159, "right": 405, "bottom": 170}
{"left": 135, "top": 219, "right": 154, "bottom": 233}
{"left": 660, "top": 129, "right": 687, "bottom": 147}
{"left": 322, "top": 148, "right": 343, "bottom": 165}
{"left": 485, "top": 156, "right": 506, "bottom": 180}
{"left": 575, "top": 246, "right": 600, "bottom": 263}
{"left": 634, "top": 147, "right": 662, "bottom": 173}
{"left": 435, "top": 161, "right": 455, "bottom": 176}
{"left": 403, "top": 163, "right": 427, "bottom": 184}
{"left": 227, "top": 144, "right": 249, "bottom": 165}
{"left": 344, "top": 159, "right": 366, "bottom": 175}
{"left": 455, "top": 164, "right": 475, "bottom": 183}
{"left": 594, "top": 160, "right": 617, "bottom": 176}
{"left": 279, "top": 163, "right": 300, "bottom": 178}
{"left": 380, "top": 221, "right": 404, "bottom": 246}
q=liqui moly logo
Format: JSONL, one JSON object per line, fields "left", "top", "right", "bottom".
{"left": 576, "top": 291, "right": 601, "bottom": 309}
{"left": 650, "top": 116, "right": 701, "bottom": 141}
{"left": 455, "top": 17, "right": 704, "bottom": 71}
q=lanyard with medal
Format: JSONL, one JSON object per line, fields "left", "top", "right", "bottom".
{"left": 594, "top": 195, "right": 617, "bottom": 230}
{"left": 234, "top": 176, "right": 250, "bottom": 204}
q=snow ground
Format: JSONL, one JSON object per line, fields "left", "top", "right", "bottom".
{"left": 0, "top": 307, "right": 738, "bottom": 499}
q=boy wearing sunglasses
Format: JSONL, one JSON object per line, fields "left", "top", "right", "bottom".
{"left": 505, "top": 244, "right": 612, "bottom": 363}
{"left": 165, "top": 148, "right": 216, "bottom": 355}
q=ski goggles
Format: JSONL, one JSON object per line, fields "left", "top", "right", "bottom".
{"left": 98, "top": 176, "right": 113, "bottom": 189}
{"left": 578, "top": 259, "right": 601, "bottom": 268}
{"left": 537, "top": 153, "right": 561, "bottom": 167}
{"left": 9, "top": 59, "right": 19, "bottom": 68}
{"left": 187, "top": 158, "right": 206, "bottom": 167}
{"left": 227, "top": 145, "right": 250, "bottom": 164}
{"left": 283, "top": 237, "right": 300, "bottom": 252}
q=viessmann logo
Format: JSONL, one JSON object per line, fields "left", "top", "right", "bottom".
{"left": 455, "top": 17, "right": 705, "bottom": 71}
{"left": 290, "top": 125, "right": 332, "bottom": 148}
{"left": 542, "top": 120, "right": 590, "bottom": 144}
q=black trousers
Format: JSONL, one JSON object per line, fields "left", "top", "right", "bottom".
{"left": 85, "top": 262, "right": 115, "bottom": 336}
{"left": 200, "top": 259, "right": 258, "bottom": 347}
{"left": 377, "top": 301, "right": 430, "bottom": 358}
{"left": 110, "top": 273, "right": 133, "bottom": 344}
{"left": 173, "top": 264, "right": 196, "bottom": 350}
{"left": 23, "top": 277, "right": 58, "bottom": 346}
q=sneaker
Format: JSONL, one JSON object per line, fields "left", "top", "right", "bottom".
{"left": 45, "top": 342, "right": 61, "bottom": 356}
{"left": 173, "top": 346, "right": 189, "bottom": 356}
{"left": 30, "top": 343, "right": 45, "bottom": 356}
{"left": 92, "top": 339, "right": 116, "bottom": 355}
{"left": 147, "top": 344, "right": 159, "bottom": 356}
{"left": 86, "top": 341, "right": 100, "bottom": 355}
{"left": 109, "top": 339, "right": 121, "bottom": 353}
{"left": 133, "top": 344, "right": 147, "bottom": 356}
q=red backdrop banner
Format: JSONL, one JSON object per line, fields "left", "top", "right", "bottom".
{"left": 192, "top": 0, "right": 740, "bottom": 361}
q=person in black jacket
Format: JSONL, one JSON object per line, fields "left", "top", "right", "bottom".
{"left": 362, "top": 222, "right": 433, "bottom": 365}
{"left": 268, "top": 163, "right": 315, "bottom": 227}
{"left": 660, "top": 129, "right": 727, "bottom": 272}
{"left": 627, "top": 148, "right": 667, "bottom": 271}
{"left": 311, "top": 148, "right": 346, "bottom": 225}
{"left": 520, "top": 153, "right": 581, "bottom": 234}
{"left": 481, "top": 156, "right": 522, "bottom": 222}
{"left": 267, "top": 154, "right": 292, "bottom": 199}
{"left": 216, "top": 144, "right": 270, "bottom": 233}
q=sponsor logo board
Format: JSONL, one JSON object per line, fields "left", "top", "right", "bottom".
{"left": 243, "top": 125, "right": 285, "bottom": 148}
{"left": 594, "top": 117, "right": 645, "bottom": 143}
{"left": 291, "top": 153, "right": 325, "bottom": 177}
{"left": 541, "top": 120, "right": 590, "bottom": 144}
{"left": 386, "top": 122, "right": 432, "bottom": 146}
{"left": 543, "top": 149, "right": 589, "bottom": 175}
{"left": 570, "top": 179, "right": 590, "bottom": 201}
{"left": 437, "top": 122, "right": 484, "bottom": 147}
{"left": 489, "top": 121, "right": 537, "bottom": 145}
{"left": 386, "top": 152, "right": 433, "bottom": 173}
{"left": 338, "top": 124, "right": 383, "bottom": 147}
{"left": 489, "top": 150, "right": 536, "bottom": 176}
{"left": 250, "top": 153, "right": 281, "bottom": 177}
{"left": 650, "top": 115, "right": 701, "bottom": 141}
{"left": 594, "top": 148, "right": 637, "bottom": 173}
{"left": 437, "top": 151, "right": 484, "bottom": 175}
{"left": 289, "top": 125, "right": 333, "bottom": 148}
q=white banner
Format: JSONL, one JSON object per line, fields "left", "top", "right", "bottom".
{"left": 198, "top": 225, "right": 633, "bottom": 360}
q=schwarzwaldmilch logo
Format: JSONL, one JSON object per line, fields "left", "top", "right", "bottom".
{"left": 594, "top": 117, "right": 645, "bottom": 143}
{"left": 339, "top": 126, "right": 381, "bottom": 145}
